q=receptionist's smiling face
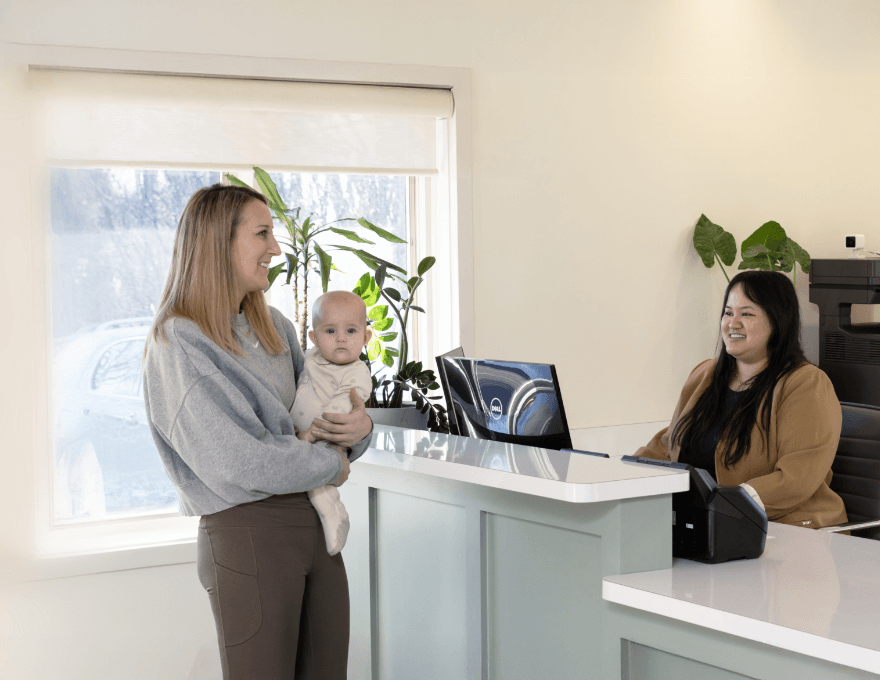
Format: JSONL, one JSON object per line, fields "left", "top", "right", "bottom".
{"left": 721, "top": 284, "right": 773, "bottom": 365}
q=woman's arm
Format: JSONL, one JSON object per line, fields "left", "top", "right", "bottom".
{"left": 166, "top": 371, "right": 344, "bottom": 496}
{"left": 743, "top": 367, "right": 842, "bottom": 519}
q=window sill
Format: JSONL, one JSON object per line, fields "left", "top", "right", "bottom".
{"left": 28, "top": 515, "right": 199, "bottom": 581}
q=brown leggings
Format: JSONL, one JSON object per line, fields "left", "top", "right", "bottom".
{"left": 197, "top": 492, "right": 349, "bottom": 680}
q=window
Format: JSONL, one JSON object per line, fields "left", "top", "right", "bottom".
{"left": 25, "top": 60, "right": 465, "bottom": 556}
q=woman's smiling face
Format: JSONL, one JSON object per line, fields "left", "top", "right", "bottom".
{"left": 721, "top": 284, "right": 773, "bottom": 365}
{"left": 230, "top": 199, "right": 281, "bottom": 308}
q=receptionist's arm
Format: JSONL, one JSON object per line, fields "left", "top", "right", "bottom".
{"left": 743, "top": 366, "right": 843, "bottom": 524}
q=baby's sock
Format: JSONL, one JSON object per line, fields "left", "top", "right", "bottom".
{"left": 307, "top": 484, "right": 350, "bottom": 555}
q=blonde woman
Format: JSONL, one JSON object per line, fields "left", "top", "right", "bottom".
{"left": 143, "top": 184, "right": 372, "bottom": 680}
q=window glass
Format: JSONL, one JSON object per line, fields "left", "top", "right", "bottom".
{"left": 50, "top": 168, "right": 217, "bottom": 522}
{"left": 266, "top": 173, "right": 409, "bottom": 356}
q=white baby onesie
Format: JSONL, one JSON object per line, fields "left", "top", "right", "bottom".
{"left": 291, "top": 347, "right": 371, "bottom": 555}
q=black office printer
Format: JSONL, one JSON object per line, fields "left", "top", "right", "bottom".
{"left": 623, "top": 457, "right": 768, "bottom": 563}
{"left": 809, "top": 258, "right": 880, "bottom": 407}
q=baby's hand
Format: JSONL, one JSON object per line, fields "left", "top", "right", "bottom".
{"left": 296, "top": 427, "right": 317, "bottom": 443}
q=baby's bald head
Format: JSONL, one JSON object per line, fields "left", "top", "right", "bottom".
{"left": 311, "top": 291, "right": 368, "bottom": 328}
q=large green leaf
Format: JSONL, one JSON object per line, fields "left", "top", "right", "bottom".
{"left": 253, "top": 167, "right": 289, "bottom": 213}
{"left": 368, "top": 304, "right": 389, "bottom": 321}
{"left": 313, "top": 242, "right": 333, "bottom": 293}
{"left": 776, "top": 237, "right": 811, "bottom": 274}
{"left": 383, "top": 287, "right": 402, "bottom": 302}
{"left": 358, "top": 218, "right": 407, "bottom": 244}
{"left": 372, "top": 318, "right": 394, "bottom": 331}
{"left": 738, "top": 256, "right": 778, "bottom": 271}
{"left": 328, "top": 227, "right": 374, "bottom": 244}
{"left": 693, "top": 214, "right": 736, "bottom": 268}
{"left": 417, "top": 256, "right": 436, "bottom": 276}
{"left": 741, "top": 221, "right": 786, "bottom": 258}
{"left": 379, "top": 332, "right": 398, "bottom": 342}
{"left": 375, "top": 265, "right": 387, "bottom": 289}
{"left": 266, "top": 263, "right": 285, "bottom": 287}
{"left": 224, "top": 173, "right": 250, "bottom": 189}
{"left": 367, "top": 338, "right": 382, "bottom": 361}
{"left": 380, "top": 349, "right": 395, "bottom": 367}
{"left": 353, "top": 272, "right": 371, "bottom": 295}
{"left": 334, "top": 247, "right": 408, "bottom": 275}
{"left": 741, "top": 244, "right": 772, "bottom": 259}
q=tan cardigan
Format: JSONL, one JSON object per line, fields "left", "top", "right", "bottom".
{"left": 636, "top": 359, "right": 847, "bottom": 529}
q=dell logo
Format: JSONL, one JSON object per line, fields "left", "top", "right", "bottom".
{"left": 490, "top": 398, "right": 503, "bottom": 420}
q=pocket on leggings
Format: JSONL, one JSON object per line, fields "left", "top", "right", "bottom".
{"left": 207, "top": 526, "right": 263, "bottom": 646}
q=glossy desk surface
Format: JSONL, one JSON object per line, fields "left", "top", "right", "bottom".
{"left": 604, "top": 523, "right": 880, "bottom": 674}
{"left": 361, "top": 425, "right": 688, "bottom": 503}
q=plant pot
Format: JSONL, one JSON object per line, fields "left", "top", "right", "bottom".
{"left": 366, "top": 404, "right": 430, "bottom": 432}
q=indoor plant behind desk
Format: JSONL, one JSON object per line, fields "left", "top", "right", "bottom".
{"left": 354, "top": 261, "right": 449, "bottom": 434}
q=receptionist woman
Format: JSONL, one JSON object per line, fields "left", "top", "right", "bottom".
{"left": 635, "top": 270, "right": 847, "bottom": 529}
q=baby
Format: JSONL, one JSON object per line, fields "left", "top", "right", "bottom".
{"left": 290, "top": 290, "right": 372, "bottom": 555}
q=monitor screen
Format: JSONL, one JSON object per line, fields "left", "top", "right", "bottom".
{"left": 438, "top": 357, "right": 572, "bottom": 451}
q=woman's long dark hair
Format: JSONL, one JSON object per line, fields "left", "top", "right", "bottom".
{"left": 672, "top": 270, "right": 807, "bottom": 469}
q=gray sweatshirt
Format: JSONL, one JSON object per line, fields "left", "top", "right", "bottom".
{"left": 143, "top": 306, "right": 370, "bottom": 516}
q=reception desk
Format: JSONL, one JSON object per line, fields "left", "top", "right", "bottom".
{"left": 339, "top": 425, "right": 688, "bottom": 680}
{"left": 604, "top": 523, "right": 880, "bottom": 679}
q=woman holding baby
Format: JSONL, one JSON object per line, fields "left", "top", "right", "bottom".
{"left": 143, "top": 184, "right": 373, "bottom": 680}
{"left": 636, "top": 270, "right": 847, "bottom": 529}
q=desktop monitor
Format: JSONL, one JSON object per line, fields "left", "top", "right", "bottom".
{"left": 435, "top": 347, "right": 466, "bottom": 435}
{"left": 437, "top": 356, "right": 572, "bottom": 451}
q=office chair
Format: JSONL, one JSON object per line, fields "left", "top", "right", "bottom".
{"left": 820, "top": 402, "right": 880, "bottom": 540}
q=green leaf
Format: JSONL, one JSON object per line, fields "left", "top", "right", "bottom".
{"left": 407, "top": 276, "right": 419, "bottom": 291}
{"left": 367, "top": 338, "right": 381, "bottom": 361}
{"left": 353, "top": 272, "right": 371, "bottom": 295}
{"left": 741, "top": 221, "right": 786, "bottom": 259}
{"left": 777, "top": 237, "right": 811, "bottom": 274}
{"left": 358, "top": 218, "right": 407, "bottom": 244}
{"left": 428, "top": 382, "right": 440, "bottom": 390}
{"left": 381, "top": 349, "right": 395, "bottom": 367}
{"left": 408, "top": 305, "right": 426, "bottom": 313}
{"left": 224, "top": 173, "right": 250, "bottom": 189}
{"left": 362, "top": 285, "right": 381, "bottom": 306}
{"left": 334, "top": 247, "right": 407, "bottom": 275}
{"left": 266, "top": 263, "right": 285, "bottom": 287}
{"left": 313, "top": 242, "right": 333, "bottom": 293}
{"left": 372, "top": 318, "right": 393, "bottom": 331}
{"left": 385, "top": 347, "right": 400, "bottom": 356}
{"left": 741, "top": 244, "right": 773, "bottom": 260}
{"left": 375, "top": 265, "right": 387, "bottom": 289}
{"left": 383, "top": 287, "right": 402, "bottom": 302}
{"left": 417, "top": 256, "right": 436, "bottom": 276}
{"left": 327, "top": 227, "right": 374, "bottom": 244}
{"left": 738, "top": 256, "right": 778, "bottom": 271}
{"left": 253, "top": 167, "right": 289, "bottom": 213}
{"left": 368, "top": 305, "right": 389, "bottom": 321}
{"left": 693, "top": 214, "right": 736, "bottom": 268}
{"left": 379, "top": 332, "right": 398, "bottom": 342}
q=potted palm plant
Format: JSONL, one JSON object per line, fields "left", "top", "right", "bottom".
{"left": 225, "top": 167, "right": 408, "bottom": 350}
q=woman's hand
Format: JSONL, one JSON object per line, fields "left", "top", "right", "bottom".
{"left": 329, "top": 443, "right": 351, "bottom": 487}
{"left": 310, "top": 388, "right": 374, "bottom": 449}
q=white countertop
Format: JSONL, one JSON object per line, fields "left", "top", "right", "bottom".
{"left": 360, "top": 425, "right": 689, "bottom": 503}
{"left": 604, "top": 523, "right": 880, "bottom": 674}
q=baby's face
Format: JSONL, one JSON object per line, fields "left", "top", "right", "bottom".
{"left": 308, "top": 296, "right": 372, "bottom": 365}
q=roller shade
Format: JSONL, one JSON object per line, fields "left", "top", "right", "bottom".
{"left": 29, "top": 69, "right": 453, "bottom": 175}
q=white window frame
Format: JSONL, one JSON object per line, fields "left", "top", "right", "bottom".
{"left": 9, "top": 43, "right": 473, "bottom": 577}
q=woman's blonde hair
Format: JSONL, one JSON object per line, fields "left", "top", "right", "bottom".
{"left": 147, "top": 183, "right": 285, "bottom": 356}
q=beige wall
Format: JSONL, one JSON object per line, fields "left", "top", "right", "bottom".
{"left": 3, "top": 1, "right": 880, "bottom": 431}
